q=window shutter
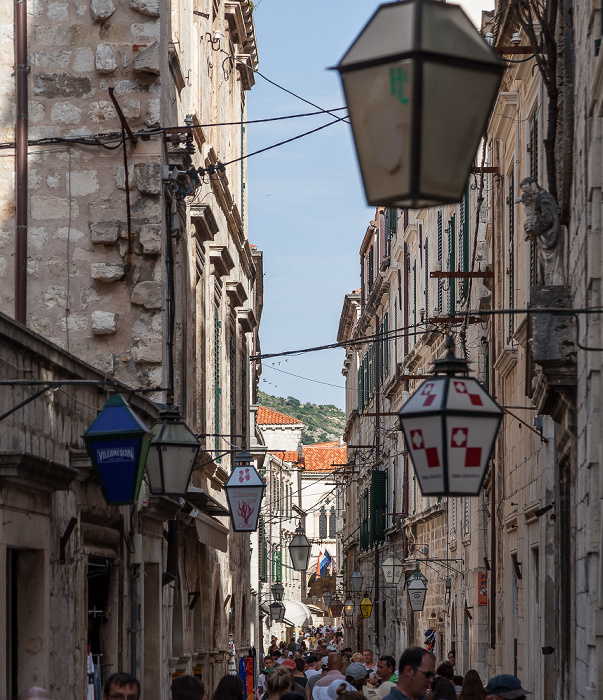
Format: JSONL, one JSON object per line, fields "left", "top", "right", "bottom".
{"left": 319, "top": 507, "right": 327, "bottom": 539}
{"left": 360, "top": 488, "right": 369, "bottom": 551}
{"left": 450, "top": 499, "right": 457, "bottom": 541}
{"left": 370, "top": 470, "right": 387, "bottom": 545}
{"left": 413, "top": 260, "right": 417, "bottom": 341}
{"left": 383, "top": 313, "right": 389, "bottom": 377}
{"left": 260, "top": 516, "right": 267, "bottom": 581}
{"left": 276, "top": 547, "right": 282, "bottom": 581}
{"left": 424, "top": 237, "right": 429, "bottom": 317}
{"left": 368, "top": 246, "right": 374, "bottom": 292}
{"left": 459, "top": 189, "right": 469, "bottom": 302}
{"left": 508, "top": 172, "right": 515, "bottom": 339}
{"left": 437, "top": 210, "right": 443, "bottom": 312}
{"left": 329, "top": 507, "right": 336, "bottom": 539}
{"left": 214, "top": 308, "right": 221, "bottom": 461}
{"left": 529, "top": 112, "right": 539, "bottom": 286}
{"left": 447, "top": 214, "right": 456, "bottom": 314}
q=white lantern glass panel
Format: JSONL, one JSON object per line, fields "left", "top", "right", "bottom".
{"left": 419, "top": 63, "right": 502, "bottom": 201}
{"left": 446, "top": 416, "right": 502, "bottom": 494}
{"left": 399, "top": 414, "right": 445, "bottom": 493}
{"left": 225, "top": 460, "right": 265, "bottom": 532}
{"left": 381, "top": 554, "right": 404, "bottom": 586}
{"left": 146, "top": 416, "right": 200, "bottom": 495}
{"left": 407, "top": 580, "right": 427, "bottom": 612}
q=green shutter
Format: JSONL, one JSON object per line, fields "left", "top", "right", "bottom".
{"left": 508, "top": 173, "right": 515, "bottom": 338}
{"left": 276, "top": 547, "right": 282, "bottom": 581}
{"left": 360, "top": 488, "right": 370, "bottom": 551}
{"left": 459, "top": 189, "right": 469, "bottom": 302}
{"left": 260, "top": 517, "right": 267, "bottom": 582}
{"left": 448, "top": 214, "right": 456, "bottom": 314}
{"left": 437, "top": 210, "right": 443, "bottom": 312}
{"left": 370, "top": 470, "right": 387, "bottom": 545}
{"left": 383, "top": 313, "right": 389, "bottom": 377}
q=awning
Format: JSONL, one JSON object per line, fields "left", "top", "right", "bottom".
{"left": 194, "top": 510, "right": 230, "bottom": 552}
{"left": 282, "top": 599, "right": 313, "bottom": 627}
{"left": 186, "top": 486, "right": 230, "bottom": 517}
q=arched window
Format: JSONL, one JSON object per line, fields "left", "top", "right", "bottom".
{"left": 329, "top": 507, "right": 336, "bottom": 539}
{"left": 319, "top": 507, "right": 327, "bottom": 539}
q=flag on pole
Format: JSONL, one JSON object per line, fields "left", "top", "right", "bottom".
{"left": 316, "top": 551, "right": 322, "bottom": 579}
{"left": 319, "top": 550, "right": 332, "bottom": 578}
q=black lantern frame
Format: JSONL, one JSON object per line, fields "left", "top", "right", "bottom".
{"left": 271, "top": 581, "right": 284, "bottom": 602}
{"left": 350, "top": 565, "right": 364, "bottom": 593}
{"left": 288, "top": 521, "right": 312, "bottom": 571}
{"left": 398, "top": 337, "right": 503, "bottom": 496}
{"left": 334, "top": 0, "right": 504, "bottom": 209}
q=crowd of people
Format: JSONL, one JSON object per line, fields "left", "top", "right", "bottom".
{"left": 258, "top": 626, "right": 531, "bottom": 700}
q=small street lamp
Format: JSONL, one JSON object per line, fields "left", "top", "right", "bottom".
{"left": 330, "top": 595, "right": 344, "bottom": 618}
{"left": 323, "top": 590, "right": 333, "bottom": 607}
{"left": 145, "top": 405, "right": 200, "bottom": 495}
{"left": 289, "top": 521, "right": 312, "bottom": 571}
{"left": 406, "top": 570, "right": 428, "bottom": 612}
{"left": 398, "top": 336, "right": 503, "bottom": 495}
{"left": 270, "top": 601, "right": 284, "bottom": 621}
{"left": 224, "top": 449, "right": 265, "bottom": 531}
{"left": 334, "top": 0, "right": 504, "bottom": 208}
{"left": 271, "top": 581, "right": 284, "bottom": 602}
{"left": 311, "top": 594, "right": 318, "bottom": 605}
{"left": 381, "top": 552, "right": 404, "bottom": 586}
{"left": 343, "top": 597, "right": 355, "bottom": 617}
{"left": 82, "top": 394, "right": 152, "bottom": 506}
{"left": 360, "top": 593, "right": 373, "bottom": 619}
{"left": 350, "top": 565, "right": 364, "bottom": 593}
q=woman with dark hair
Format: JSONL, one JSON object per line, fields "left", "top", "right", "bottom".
{"left": 430, "top": 677, "right": 458, "bottom": 700}
{"left": 210, "top": 675, "right": 244, "bottom": 700}
{"left": 458, "top": 669, "right": 486, "bottom": 700}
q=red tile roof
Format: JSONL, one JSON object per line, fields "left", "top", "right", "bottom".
{"left": 268, "top": 450, "right": 299, "bottom": 462}
{"left": 257, "top": 405, "right": 303, "bottom": 426}
{"left": 302, "top": 442, "right": 347, "bottom": 473}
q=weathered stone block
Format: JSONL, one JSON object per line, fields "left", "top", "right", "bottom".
{"left": 113, "top": 79, "right": 150, "bottom": 96}
{"left": 136, "top": 162, "right": 161, "bottom": 195}
{"left": 90, "top": 221, "right": 120, "bottom": 244}
{"left": 95, "top": 44, "right": 117, "bottom": 73}
{"left": 48, "top": 257, "right": 68, "bottom": 279}
{"left": 132, "top": 335, "right": 162, "bottom": 363}
{"left": 73, "top": 47, "right": 94, "bottom": 72}
{"left": 33, "top": 73, "right": 93, "bottom": 99}
{"left": 115, "top": 164, "right": 136, "bottom": 190}
{"left": 48, "top": 2, "right": 69, "bottom": 20}
{"left": 90, "top": 0, "right": 115, "bottom": 21}
{"left": 122, "top": 100, "right": 141, "bottom": 118}
{"left": 90, "top": 353, "right": 114, "bottom": 373}
{"left": 531, "top": 286, "right": 575, "bottom": 365}
{"left": 129, "top": 0, "right": 160, "bottom": 16}
{"left": 35, "top": 25, "right": 68, "bottom": 47}
{"left": 131, "top": 280, "right": 162, "bottom": 309}
{"left": 71, "top": 170, "right": 99, "bottom": 196}
{"left": 90, "top": 196, "right": 123, "bottom": 220}
{"left": 91, "top": 261, "right": 125, "bottom": 282}
{"left": 146, "top": 98, "right": 160, "bottom": 127}
{"left": 91, "top": 310, "right": 118, "bottom": 334}
{"left": 68, "top": 24, "right": 90, "bottom": 45}
{"left": 31, "top": 50, "right": 71, "bottom": 70}
{"left": 88, "top": 100, "right": 117, "bottom": 122}
{"left": 130, "top": 21, "right": 160, "bottom": 39}
{"left": 41, "top": 285, "right": 68, "bottom": 308}
{"left": 54, "top": 226, "right": 85, "bottom": 241}
{"left": 31, "top": 196, "right": 78, "bottom": 220}
{"left": 139, "top": 224, "right": 161, "bottom": 254}
{"left": 132, "top": 41, "right": 160, "bottom": 75}
{"left": 28, "top": 226, "right": 48, "bottom": 250}
{"left": 50, "top": 101, "right": 82, "bottom": 124}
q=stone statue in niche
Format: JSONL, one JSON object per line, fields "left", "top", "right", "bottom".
{"left": 519, "top": 176, "right": 565, "bottom": 285}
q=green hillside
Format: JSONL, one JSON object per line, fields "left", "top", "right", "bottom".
{"left": 258, "top": 391, "right": 346, "bottom": 444}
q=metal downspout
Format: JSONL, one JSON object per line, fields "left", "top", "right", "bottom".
{"left": 15, "top": 0, "right": 28, "bottom": 324}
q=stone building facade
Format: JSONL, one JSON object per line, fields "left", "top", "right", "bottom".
{"left": 337, "top": 0, "right": 603, "bottom": 696}
{"left": 0, "top": 0, "right": 261, "bottom": 697}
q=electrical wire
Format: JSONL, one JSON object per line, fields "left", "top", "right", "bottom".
{"left": 263, "top": 363, "right": 345, "bottom": 389}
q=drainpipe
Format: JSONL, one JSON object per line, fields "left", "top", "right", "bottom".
{"left": 15, "top": 0, "right": 28, "bottom": 324}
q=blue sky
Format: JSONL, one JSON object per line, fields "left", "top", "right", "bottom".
{"left": 247, "top": 0, "right": 490, "bottom": 411}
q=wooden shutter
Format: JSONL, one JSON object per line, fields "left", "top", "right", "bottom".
{"left": 437, "top": 211, "right": 443, "bottom": 312}
{"left": 370, "top": 470, "right": 387, "bottom": 545}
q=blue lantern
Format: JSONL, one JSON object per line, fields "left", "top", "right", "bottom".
{"left": 83, "top": 395, "right": 152, "bottom": 505}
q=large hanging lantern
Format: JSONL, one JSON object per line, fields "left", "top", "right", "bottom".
{"left": 381, "top": 552, "right": 404, "bottom": 586}
{"left": 277, "top": 604, "right": 286, "bottom": 623}
{"left": 343, "top": 597, "right": 355, "bottom": 617}
{"left": 82, "top": 395, "right": 152, "bottom": 505}
{"left": 407, "top": 570, "right": 428, "bottom": 612}
{"left": 224, "top": 449, "right": 265, "bottom": 531}
{"left": 323, "top": 590, "right": 333, "bottom": 607}
{"left": 271, "top": 581, "right": 284, "bottom": 602}
{"left": 145, "top": 405, "right": 200, "bottom": 495}
{"left": 334, "top": 0, "right": 504, "bottom": 208}
{"left": 398, "top": 337, "right": 503, "bottom": 495}
{"left": 350, "top": 565, "right": 364, "bottom": 593}
{"left": 330, "top": 595, "right": 344, "bottom": 618}
{"left": 289, "top": 521, "right": 312, "bottom": 571}
{"left": 360, "top": 594, "right": 373, "bottom": 619}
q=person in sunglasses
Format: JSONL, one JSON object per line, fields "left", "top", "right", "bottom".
{"left": 380, "top": 647, "right": 436, "bottom": 700}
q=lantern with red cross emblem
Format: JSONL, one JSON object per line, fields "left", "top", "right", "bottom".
{"left": 225, "top": 448, "right": 265, "bottom": 531}
{"left": 397, "top": 337, "right": 503, "bottom": 495}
